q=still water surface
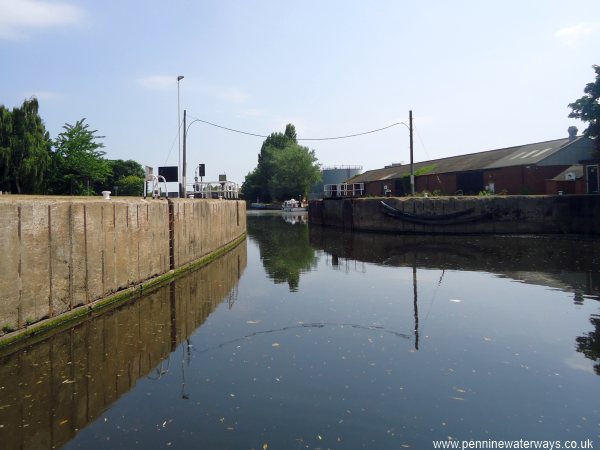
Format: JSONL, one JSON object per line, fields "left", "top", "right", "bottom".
{"left": 1, "top": 212, "right": 599, "bottom": 449}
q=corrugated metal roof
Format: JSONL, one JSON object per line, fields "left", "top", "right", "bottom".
{"left": 348, "top": 137, "right": 581, "bottom": 183}
{"left": 485, "top": 138, "right": 573, "bottom": 168}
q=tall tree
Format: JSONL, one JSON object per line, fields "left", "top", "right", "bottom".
{"left": 242, "top": 124, "right": 320, "bottom": 202}
{"left": 242, "top": 124, "right": 298, "bottom": 202}
{"left": 51, "top": 119, "right": 111, "bottom": 195}
{"left": 569, "top": 64, "right": 600, "bottom": 153}
{"left": 269, "top": 143, "right": 321, "bottom": 201}
{"left": 0, "top": 98, "right": 52, "bottom": 194}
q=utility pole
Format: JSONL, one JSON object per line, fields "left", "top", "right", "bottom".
{"left": 182, "top": 109, "right": 187, "bottom": 198}
{"left": 409, "top": 110, "right": 414, "bottom": 195}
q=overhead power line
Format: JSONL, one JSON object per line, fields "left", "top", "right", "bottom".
{"left": 187, "top": 116, "right": 408, "bottom": 141}
{"left": 297, "top": 121, "right": 407, "bottom": 141}
{"left": 187, "top": 117, "right": 269, "bottom": 138}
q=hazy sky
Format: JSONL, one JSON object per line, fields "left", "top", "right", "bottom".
{"left": 1, "top": 0, "right": 599, "bottom": 186}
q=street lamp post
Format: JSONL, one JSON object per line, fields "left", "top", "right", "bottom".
{"left": 182, "top": 109, "right": 187, "bottom": 198}
{"left": 177, "top": 75, "right": 184, "bottom": 197}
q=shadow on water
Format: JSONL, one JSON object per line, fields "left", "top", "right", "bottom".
{"left": 0, "top": 243, "right": 246, "bottom": 450}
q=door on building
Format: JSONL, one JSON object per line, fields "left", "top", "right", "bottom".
{"left": 456, "top": 172, "right": 484, "bottom": 195}
{"left": 587, "top": 165, "right": 599, "bottom": 193}
{"left": 394, "top": 179, "right": 406, "bottom": 196}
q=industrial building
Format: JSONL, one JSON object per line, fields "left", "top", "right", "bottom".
{"left": 344, "top": 129, "right": 597, "bottom": 196}
{"left": 310, "top": 165, "right": 362, "bottom": 199}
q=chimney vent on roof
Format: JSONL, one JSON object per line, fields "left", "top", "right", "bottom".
{"left": 568, "top": 126, "right": 578, "bottom": 141}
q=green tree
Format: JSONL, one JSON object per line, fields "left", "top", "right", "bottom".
{"left": 115, "top": 174, "right": 144, "bottom": 196}
{"left": 241, "top": 168, "right": 263, "bottom": 202}
{"left": 0, "top": 106, "right": 13, "bottom": 192}
{"left": 107, "top": 159, "right": 144, "bottom": 183}
{"left": 242, "top": 124, "right": 298, "bottom": 202}
{"left": 569, "top": 64, "right": 600, "bottom": 153}
{"left": 98, "top": 159, "right": 145, "bottom": 196}
{"left": 269, "top": 143, "right": 321, "bottom": 200}
{"left": 0, "top": 98, "right": 52, "bottom": 194}
{"left": 242, "top": 124, "right": 321, "bottom": 202}
{"left": 51, "top": 119, "right": 111, "bottom": 195}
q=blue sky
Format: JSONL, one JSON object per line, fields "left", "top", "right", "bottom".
{"left": 1, "top": 0, "right": 599, "bottom": 187}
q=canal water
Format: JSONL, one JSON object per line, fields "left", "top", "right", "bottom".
{"left": 1, "top": 212, "right": 599, "bottom": 449}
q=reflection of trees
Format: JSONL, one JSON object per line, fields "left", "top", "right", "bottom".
{"left": 576, "top": 315, "right": 600, "bottom": 375}
{"left": 247, "top": 214, "right": 317, "bottom": 291}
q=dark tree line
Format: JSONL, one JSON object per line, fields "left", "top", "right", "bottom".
{"left": 0, "top": 97, "right": 145, "bottom": 196}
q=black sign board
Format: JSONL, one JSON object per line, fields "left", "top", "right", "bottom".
{"left": 158, "top": 166, "right": 178, "bottom": 182}
{"left": 199, "top": 164, "right": 205, "bottom": 177}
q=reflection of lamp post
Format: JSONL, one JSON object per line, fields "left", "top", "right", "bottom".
{"left": 177, "top": 75, "right": 184, "bottom": 197}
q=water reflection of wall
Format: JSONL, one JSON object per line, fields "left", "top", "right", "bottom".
{"left": 247, "top": 214, "right": 317, "bottom": 292}
{"left": 309, "top": 226, "right": 600, "bottom": 299}
{"left": 310, "top": 225, "right": 600, "bottom": 375}
{"left": 0, "top": 243, "right": 246, "bottom": 450}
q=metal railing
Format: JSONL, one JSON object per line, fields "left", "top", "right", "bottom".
{"left": 324, "top": 182, "right": 365, "bottom": 198}
{"left": 192, "top": 181, "right": 239, "bottom": 199}
{"left": 322, "top": 165, "right": 363, "bottom": 171}
{"left": 144, "top": 175, "right": 169, "bottom": 199}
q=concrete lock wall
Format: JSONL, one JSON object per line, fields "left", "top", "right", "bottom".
{"left": 309, "top": 195, "right": 600, "bottom": 235}
{"left": 0, "top": 241, "right": 246, "bottom": 450}
{"left": 171, "top": 199, "right": 246, "bottom": 268}
{"left": 0, "top": 197, "right": 246, "bottom": 334}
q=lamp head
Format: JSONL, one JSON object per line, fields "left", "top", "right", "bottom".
{"left": 177, "top": 75, "right": 184, "bottom": 81}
